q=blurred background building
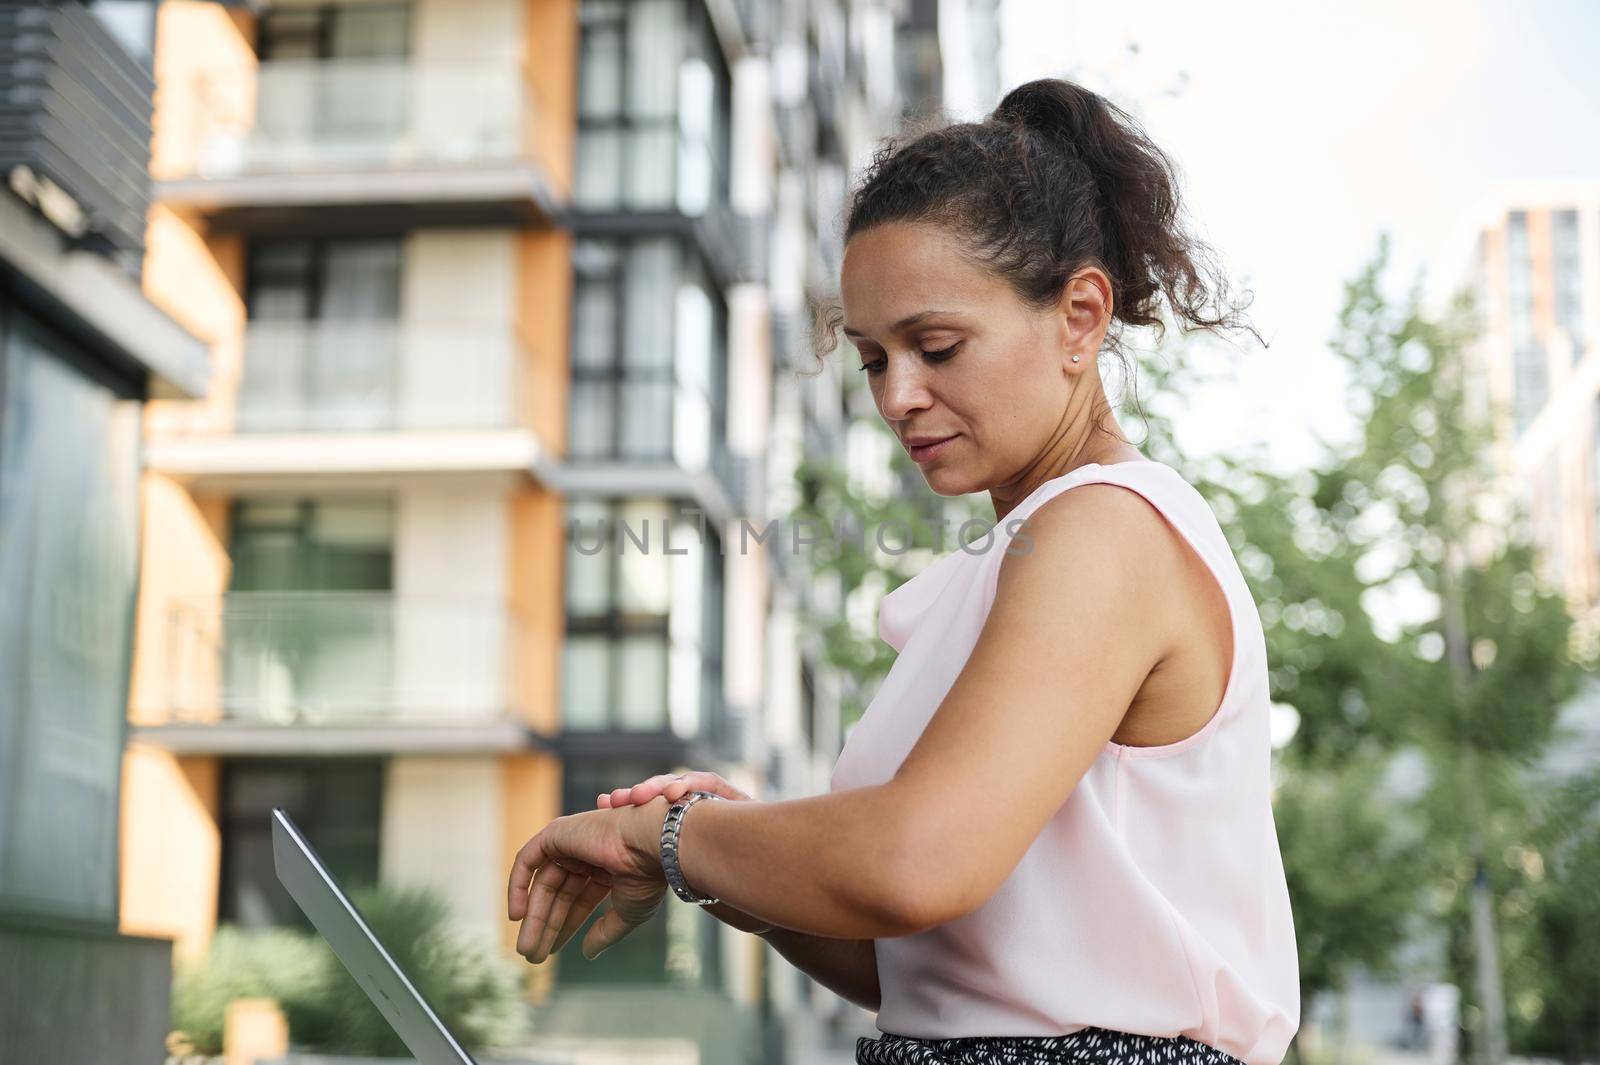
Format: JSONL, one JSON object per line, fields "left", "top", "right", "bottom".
{"left": 1463, "top": 187, "right": 1600, "bottom": 650}
{"left": 80, "top": 0, "right": 998, "bottom": 1062}
{"left": 0, "top": 1, "right": 209, "bottom": 1061}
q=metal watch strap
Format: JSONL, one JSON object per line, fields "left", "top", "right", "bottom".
{"left": 661, "top": 790, "right": 722, "bottom": 904}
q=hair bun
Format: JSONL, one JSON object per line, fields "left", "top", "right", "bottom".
{"left": 812, "top": 76, "right": 1261, "bottom": 377}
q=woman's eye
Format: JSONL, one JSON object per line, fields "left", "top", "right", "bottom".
{"left": 858, "top": 344, "right": 959, "bottom": 375}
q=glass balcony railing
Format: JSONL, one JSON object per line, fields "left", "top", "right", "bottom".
{"left": 179, "top": 58, "right": 536, "bottom": 177}
{"left": 160, "top": 592, "right": 529, "bottom": 724}
{"left": 181, "top": 320, "right": 531, "bottom": 433}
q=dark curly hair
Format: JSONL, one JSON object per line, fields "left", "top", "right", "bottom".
{"left": 806, "top": 78, "right": 1264, "bottom": 433}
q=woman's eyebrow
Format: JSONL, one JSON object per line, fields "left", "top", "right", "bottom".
{"left": 842, "top": 309, "right": 960, "bottom": 339}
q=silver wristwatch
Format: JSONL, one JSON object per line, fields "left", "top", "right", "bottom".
{"left": 661, "top": 790, "right": 722, "bottom": 904}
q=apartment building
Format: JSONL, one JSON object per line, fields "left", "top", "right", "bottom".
{"left": 117, "top": 0, "right": 936, "bottom": 1060}
{"left": 0, "top": 2, "right": 210, "bottom": 1060}
{"left": 1462, "top": 185, "right": 1600, "bottom": 650}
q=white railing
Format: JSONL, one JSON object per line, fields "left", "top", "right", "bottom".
{"left": 227, "top": 320, "right": 529, "bottom": 433}
{"left": 185, "top": 58, "right": 534, "bottom": 176}
{"left": 163, "top": 592, "right": 528, "bottom": 724}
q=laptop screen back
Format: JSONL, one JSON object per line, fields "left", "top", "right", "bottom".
{"left": 270, "top": 807, "right": 478, "bottom": 1065}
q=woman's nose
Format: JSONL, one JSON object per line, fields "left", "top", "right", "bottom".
{"left": 880, "top": 361, "right": 933, "bottom": 420}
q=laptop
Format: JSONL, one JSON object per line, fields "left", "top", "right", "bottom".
{"left": 271, "top": 807, "right": 478, "bottom": 1065}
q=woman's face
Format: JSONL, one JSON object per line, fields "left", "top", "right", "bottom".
{"left": 839, "top": 220, "right": 1107, "bottom": 496}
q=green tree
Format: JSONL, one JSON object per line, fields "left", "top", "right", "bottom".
{"left": 1185, "top": 234, "right": 1592, "bottom": 1062}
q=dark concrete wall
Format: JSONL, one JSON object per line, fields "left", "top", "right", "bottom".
{"left": 0, "top": 920, "right": 172, "bottom": 1065}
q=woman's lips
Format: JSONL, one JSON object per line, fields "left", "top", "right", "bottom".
{"left": 906, "top": 434, "right": 958, "bottom": 463}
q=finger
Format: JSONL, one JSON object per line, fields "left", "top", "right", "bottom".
{"left": 508, "top": 830, "right": 550, "bottom": 920}
{"left": 535, "top": 865, "right": 596, "bottom": 962}
{"left": 665, "top": 771, "right": 751, "bottom": 803}
{"left": 581, "top": 899, "right": 644, "bottom": 960}
{"left": 624, "top": 773, "right": 683, "bottom": 805}
{"left": 551, "top": 877, "right": 612, "bottom": 954}
{"left": 516, "top": 859, "right": 572, "bottom": 957}
{"left": 597, "top": 792, "right": 611, "bottom": 809}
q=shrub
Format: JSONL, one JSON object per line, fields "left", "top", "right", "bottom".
{"left": 171, "top": 884, "right": 528, "bottom": 1057}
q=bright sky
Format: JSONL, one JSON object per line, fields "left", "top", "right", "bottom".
{"left": 1002, "top": 0, "right": 1600, "bottom": 472}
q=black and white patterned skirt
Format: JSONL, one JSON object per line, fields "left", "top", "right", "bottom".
{"left": 855, "top": 1024, "right": 1248, "bottom": 1065}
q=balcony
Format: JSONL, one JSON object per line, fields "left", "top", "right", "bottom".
{"left": 0, "top": 2, "right": 153, "bottom": 271}
{"left": 233, "top": 319, "right": 529, "bottom": 433}
{"left": 132, "top": 592, "right": 535, "bottom": 754}
{"left": 155, "top": 58, "right": 555, "bottom": 227}
{"left": 144, "top": 320, "right": 552, "bottom": 483}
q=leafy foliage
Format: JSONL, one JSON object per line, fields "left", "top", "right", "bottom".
{"left": 171, "top": 884, "right": 528, "bottom": 1057}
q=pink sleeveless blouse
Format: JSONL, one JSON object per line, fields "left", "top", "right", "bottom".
{"left": 829, "top": 458, "right": 1300, "bottom": 1065}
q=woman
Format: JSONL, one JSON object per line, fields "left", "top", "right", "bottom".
{"left": 508, "top": 77, "right": 1300, "bottom": 1065}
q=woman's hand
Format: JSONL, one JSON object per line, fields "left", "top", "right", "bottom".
{"left": 597, "top": 769, "right": 754, "bottom": 810}
{"left": 507, "top": 795, "right": 671, "bottom": 964}
{"left": 600, "top": 771, "right": 775, "bottom": 936}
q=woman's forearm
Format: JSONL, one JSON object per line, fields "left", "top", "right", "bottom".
{"left": 700, "top": 900, "right": 880, "bottom": 1012}
{"left": 636, "top": 784, "right": 934, "bottom": 940}
{"left": 759, "top": 928, "right": 881, "bottom": 1012}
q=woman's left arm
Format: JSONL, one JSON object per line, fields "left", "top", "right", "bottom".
{"left": 511, "top": 484, "right": 1180, "bottom": 943}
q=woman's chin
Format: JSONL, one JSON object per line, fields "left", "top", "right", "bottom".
{"left": 919, "top": 466, "right": 975, "bottom": 497}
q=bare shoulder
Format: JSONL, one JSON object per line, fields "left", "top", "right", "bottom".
{"left": 996, "top": 482, "right": 1195, "bottom": 651}
{"left": 1005, "top": 482, "right": 1186, "bottom": 579}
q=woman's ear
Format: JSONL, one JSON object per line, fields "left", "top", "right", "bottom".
{"left": 1057, "top": 266, "right": 1113, "bottom": 370}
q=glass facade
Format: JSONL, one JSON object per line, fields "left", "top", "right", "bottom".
{"left": 570, "top": 236, "right": 728, "bottom": 466}
{"left": 258, "top": 3, "right": 411, "bottom": 62}
{"left": 1593, "top": 397, "right": 1600, "bottom": 567}
{"left": 218, "top": 759, "right": 384, "bottom": 929}
{"left": 0, "top": 288, "right": 141, "bottom": 924}
{"left": 1507, "top": 210, "right": 1546, "bottom": 432}
{"left": 563, "top": 497, "right": 724, "bottom": 735}
{"left": 240, "top": 239, "right": 404, "bottom": 430}
{"left": 218, "top": 499, "right": 397, "bottom": 722}
{"left": 575, "top": 0, "right": 731, "bottom": 215}
{"left": 1553, "top": 208, "right": 1583, "bottom": 358}
{"left": 230, "top": 498, "right": 395, "bottom": 594}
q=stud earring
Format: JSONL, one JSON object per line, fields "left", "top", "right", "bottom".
{"left": 1071, "top": 354, "right": 1081, "bottom": 363}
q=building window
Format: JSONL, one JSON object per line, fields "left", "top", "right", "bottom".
{"left": 1507, "top": 210, "right": 1534, "bottom": 350}
{"left": 563, "top": 498, "right": 724, "bottom": 734}
{"left": 230, "top": 498, "right": 394, "bottom": 593}
{"left": 253, "top": 7, "right": 413, "bottom": 162}
{"left": 575, "top": 0, "right": 730, "bottom": 213}
{"left": 1592, "top": 397, "right": 1600, "bottom": 566}
{"left": 0, "top": 289, "right": 140, "bottom": 925}
{"left": 87, "top": 0, "right": 157, "bottom": 66}
{"left": 258, "top": 3, "right": 411, "bottom": 61}
{"left": 240, "top": 239, "right": 403, "bottom": 430}
{"left": 222, "top": 499, "right": 395, "bottom": 721}
{"left": 247, "top": 239, "right": 402, "bottom": 322}
{"left": 218, "top": 759, "right": 384, "bottom": 929}
{"left": 1506, "top": 211, "right": 1545, "bottom": 432}
{"left": 1511, "top": 343, "right": 1548, "bottom": 433}
{"left": 1553, "top": 208, "right": 1583, "bottom": 359}
{"left": 569, "top": 237, "right": 727, "bottom": 464}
